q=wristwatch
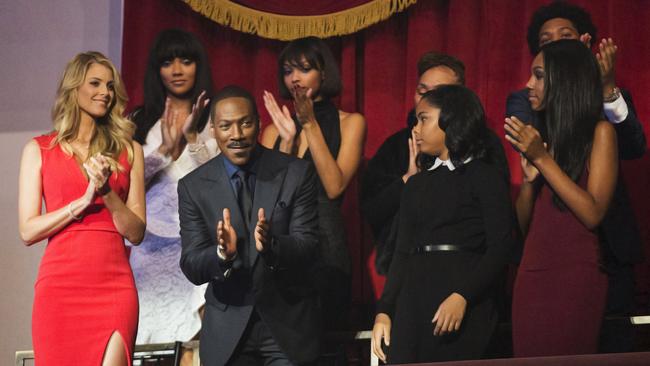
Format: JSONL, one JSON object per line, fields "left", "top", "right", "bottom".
{"left": 604, "top": 86, "right": 621, "bottom": 103}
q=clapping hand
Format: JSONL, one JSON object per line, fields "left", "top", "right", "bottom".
{"left": 263, "top": 90, "right": 297, "bottom": 148}
{"left": 254, "top": 208, "right": 270, "bottom": 253}
{"left": 159, "top": 97, "right": 182, "bottom": 155}
{"left": 504, "top": 117, "right": 548, "bottom": 162}
{"left": 182, "top": 90, "right": 210, "bottom": 144}
{"left": 216, "top": 208, "right": 238, "bottom": 260}
{"left": 520, "top": 143, "right": 546, "bottom": 184}
{"left": 596, "top": 38, "right": 618, "bottom": 95}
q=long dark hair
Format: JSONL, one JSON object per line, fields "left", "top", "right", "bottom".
{"left": 132, "top": 29, "right": 214, "bottom": 144}
{"left": 277, "top": 36, "right": 342, "bottom": 100}
{"left": 539, "top": 39, "right": 602, "bottom": 208}
{"left": 418, "top": 85, "right": 490, "bottom": 168}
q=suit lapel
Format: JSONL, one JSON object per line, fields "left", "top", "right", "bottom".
{"left": 250, "top": 148, "right": 287, "bottom": 266}
{"left": 200, "top": 155, "right": 247, "bottom": 244}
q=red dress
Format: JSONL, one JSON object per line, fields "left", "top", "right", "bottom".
{"left": 512, "top": 172, "right": 607, "bottom": 356}
{"left": 31, "top": 134, "right": 138, "bottom": 365}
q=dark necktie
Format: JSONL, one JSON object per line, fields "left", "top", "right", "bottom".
{"left": 235, "top": 170, "right": 253, "bottom": 230}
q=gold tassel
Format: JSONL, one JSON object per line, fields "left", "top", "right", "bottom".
{"left": 183, "top": 0, "right": 418, "bottom": 41}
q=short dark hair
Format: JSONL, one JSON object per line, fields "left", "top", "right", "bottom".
{"left": 277, "top": 37, "right": 342, "bottom": 99}
{"left": 418, "top": 85, "right": 489, "bottom": 167}
{"left": 209, "top": 85, "right": 259, "bottom": 124}
{"left": 417, "top": 51, "right": 466, "bottom": 85}
{"left": 133, "top": 29, "right": 214, "bottom": 144}
{"left": 527, "top": 1, "right": 597, "bottom": 55}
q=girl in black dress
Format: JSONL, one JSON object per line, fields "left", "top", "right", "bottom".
{"left": 371, "top": 85, "right": 514, "bottom": 363}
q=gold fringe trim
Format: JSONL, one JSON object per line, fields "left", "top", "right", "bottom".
{"left": 183, "top": 0, "right": 418, "bottom": 41}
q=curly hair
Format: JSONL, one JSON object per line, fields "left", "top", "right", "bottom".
{"left": 51, "top": 51, "right": 134, "bottom": 171}
{"left": 418, "top": 85, "right": 490, "bottom": 168}
{"left": 527, "top": 1, "right": 597, "bottom": 55}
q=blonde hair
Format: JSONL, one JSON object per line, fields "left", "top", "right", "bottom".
{"left": 51, "top": 51, "right": 135, "bottom": 171}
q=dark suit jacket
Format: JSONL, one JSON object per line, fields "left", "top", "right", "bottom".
{"left": 506, "top": 88, "right": 646, "bottom": 264}
{"left": 178, "top": 146, "right": 321, "bottom": 366}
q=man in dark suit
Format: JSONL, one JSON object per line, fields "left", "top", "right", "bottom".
{"left": 505, "top": 1, "right": 647, "bottom": 353}
{"left": 178, "top": 85, "right": 321, "bottom": 365}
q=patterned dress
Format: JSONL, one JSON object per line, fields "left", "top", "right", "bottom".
{"left": 129, "top": 121, "right": 219, "bottom": 344}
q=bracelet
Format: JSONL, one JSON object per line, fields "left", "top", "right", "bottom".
{"left": 67, "top": 202, "right": 81, "bottom": 221}
{"left": 187, "top": 141, "right": 206, "bottom": 153}
{"left": 604, "top": 86, "right": 621, "bottom": 103}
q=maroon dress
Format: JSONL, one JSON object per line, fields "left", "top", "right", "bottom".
{"left": 512, "top": 172, "right": 607, "bottom": 357}
{"left": 31, "top": 133, "right": 138, "bottom": 365}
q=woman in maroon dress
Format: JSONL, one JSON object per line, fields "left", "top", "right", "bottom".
{"left": 18, "top": 52, "right": 145, "bottom": 365}
{"left": 506, "top": 39, "right": 618, "bottom": 356}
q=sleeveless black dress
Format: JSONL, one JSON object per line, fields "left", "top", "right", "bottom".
{"left": 273, "top": 99, "right": 351, "bottom": 327}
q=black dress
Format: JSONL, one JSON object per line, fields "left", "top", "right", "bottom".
{"left": 273, "top": 99, "right": 351, "bottom": 327}
{"left": 376, "top": 159, "right": 514, "bottom": 363}
{"left": 360, "top": 110, "right": 511, "bottom": 275}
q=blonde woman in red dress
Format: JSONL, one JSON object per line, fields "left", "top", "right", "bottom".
{"left": 18, "top": 51, "right": 145, "bottom": 365}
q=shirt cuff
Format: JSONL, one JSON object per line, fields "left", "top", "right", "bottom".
{"left": 603, "top": 95, "right": 629, "bottom": 124}
{"left": 217, "top": 249, "right": 237, "bottom": 278}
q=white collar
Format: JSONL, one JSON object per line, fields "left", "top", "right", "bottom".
{"left": 427, "top": 156, "right": 474, "bottom": 171}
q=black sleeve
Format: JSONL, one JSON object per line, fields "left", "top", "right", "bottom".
{"left": 375, "top": 179, "right": 417, "bottom": 317}
{"left": 505, "top": 89, "right": 535, "bottom": 124}
{"left": 264, "top": 162, "right": 319, "bottom": 269}
{"left": 360, "top": 131, "right": 408, "bottom": 236}
{"left": 178, "top": 178, "right": 233, "bottom": 285}
{"left": 456, "top": 163, "right": 515, "bottom": 303}
{"left": 614, "top": 89, "right": 647, "bottom": 160}
{"left": 486, "top": 129, "right": 511, "bottom": 184}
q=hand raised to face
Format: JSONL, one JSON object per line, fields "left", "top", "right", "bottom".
{"left": 292, "top": 87, "right": 316, "bottom": 126}
{"left": 403, "top": 129, "right": 421, "bottom": 183}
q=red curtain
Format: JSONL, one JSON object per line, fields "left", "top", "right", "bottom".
{"left": 121, "top": 0, "right": 650, "bottom": 307}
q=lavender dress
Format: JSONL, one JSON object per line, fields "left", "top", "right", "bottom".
{"left": 130, "top": 121, "right": 219, "bottom": 344}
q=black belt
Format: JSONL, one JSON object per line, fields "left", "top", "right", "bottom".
{"left": 410, "top": 244, "right": 483, "bottom": 255}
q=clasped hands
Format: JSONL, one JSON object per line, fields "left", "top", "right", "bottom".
{"left": 82, "top": 153, "right": 113, "bottom": 201}
{"left": 216, "top": 207, "right": 271, "bottom": 261}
